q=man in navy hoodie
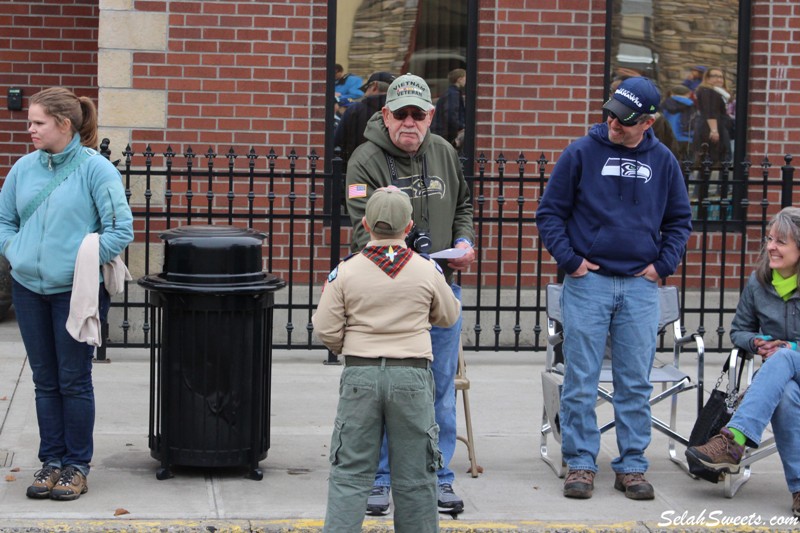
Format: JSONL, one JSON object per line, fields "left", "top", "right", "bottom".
{"left": 536, "top": 77, "right": 692, "bottom": 501}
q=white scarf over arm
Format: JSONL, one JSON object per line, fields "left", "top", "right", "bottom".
{"left": 67, "top": 233, "right": 132, "bottom": 347}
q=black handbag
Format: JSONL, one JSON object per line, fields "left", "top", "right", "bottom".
{"left": 687, "top": 357, "right": 743, "bottom": 483}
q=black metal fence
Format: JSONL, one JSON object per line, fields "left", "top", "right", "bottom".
{"left": 97, "top": 140, "right": 797, "bottom": 358}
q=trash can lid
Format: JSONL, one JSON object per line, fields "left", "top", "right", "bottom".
{"left": 158, "top": 224, "right": 270, "bottom": 286}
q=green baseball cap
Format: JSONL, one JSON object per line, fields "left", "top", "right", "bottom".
{"left": 385, "top": 73, "right": 434, "bottom": 112}
{"left": 365, "top": 186, "right": 413, "bottom": 236}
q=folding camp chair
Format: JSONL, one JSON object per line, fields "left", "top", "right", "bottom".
{"left": 718, "top": 348, "right": 778, "bottom": 498}
{"left": 455, "top": 344, "right": 480, "bottom": 477}
{"left": 540, "top": 283, "right": 705, "bottom": 477}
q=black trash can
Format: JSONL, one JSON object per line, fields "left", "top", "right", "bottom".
{"left": 138, "top": 225, "right": 285, "bottom": 480}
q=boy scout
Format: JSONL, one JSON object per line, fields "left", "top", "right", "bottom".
{"left": 313, "top": 186, "right": 460, "bottom": 533}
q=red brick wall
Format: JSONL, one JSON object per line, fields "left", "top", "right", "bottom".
{"left": 747, "top": 0, "right": 800, "bottom": 161}
{"left": 128, "top": 0, "right": 325, "bottom": 161}
{"left": 0, "top": 0, "right": 98, "bottom": 171}
{"left": 475, "top": 0, "right": 607, "bottom": 163}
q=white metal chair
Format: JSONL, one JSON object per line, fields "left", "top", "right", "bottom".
{"left": 540, "top": 283, "right": 705, "bottom": 477}
{"left": 718, "top": 348, "right": 778, "bottom": 497}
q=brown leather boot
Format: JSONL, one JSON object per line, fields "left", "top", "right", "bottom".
{"left": 564, "top": 469, "right": 595, "bottom": 499}
{"left": 614, "top": 472, "right": 654, "bottom": 500}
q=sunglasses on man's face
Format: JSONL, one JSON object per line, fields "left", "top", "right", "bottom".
{"left": 392, "top": 108, "right": 429, "bottom": 121}
{"left": 607, "top": 110, "right": 640, "bottom": 127}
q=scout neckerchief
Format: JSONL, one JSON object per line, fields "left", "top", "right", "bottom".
{"left": 362, "top": 244, "right": 412, "bottom": 278}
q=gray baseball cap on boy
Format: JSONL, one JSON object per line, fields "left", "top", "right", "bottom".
{"left": 365, "top": 186, "right": 413, "bottom": 236}
{"left": 385, "top": 73, "right": 434, "bottom": 112}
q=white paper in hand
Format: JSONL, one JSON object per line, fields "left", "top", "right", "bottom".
{"left": 429, "top": 248, "right": 467, "bottom": 259}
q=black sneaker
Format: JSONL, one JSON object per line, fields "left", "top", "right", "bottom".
{"left": 437, "top": 483, "right": 464, "bottom": 514}
{"left": 366, "top": 485, "right": 390, "bottom": 516}
{"left": 50, "top": 466, "right": 88, "bottom": 501}
{"left": 26, "top": 465, "right": 61, "bottom": 499}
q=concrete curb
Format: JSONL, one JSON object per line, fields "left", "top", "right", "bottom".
{"left": 0, "top": 519, "right": 793, "bottom": 532}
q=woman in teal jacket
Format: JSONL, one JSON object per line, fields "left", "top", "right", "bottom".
{"left": 0, "top": 87, "right": 133, "bottom": 501}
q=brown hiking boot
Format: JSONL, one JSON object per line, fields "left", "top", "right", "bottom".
{"left": 685, "top": 427, "right": 744, "bottom": 474}
{"left": 50, "top": 466, "right": 88, "bottom": 501}
{"left": 26, "top": 465, "right": 61, "bottom": 499}
{"left": 614, "top": 472, "right": 655, "bottom": 500}
{"left": 793, "top": 491, "right": 799, "bottom": 519}
{"left": 564, "top": 469, "right": 595, "bottom": 499}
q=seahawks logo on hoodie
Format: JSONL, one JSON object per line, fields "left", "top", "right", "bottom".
{"left": 601, "top": 158, "right": 652, "bottom": 183}
{"left": 393, "top": 174, "right": 446, "bottom": 199}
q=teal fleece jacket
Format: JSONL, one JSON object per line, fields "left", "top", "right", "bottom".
{"left": 0, "top": 134, "right": 134, "bottom": 295}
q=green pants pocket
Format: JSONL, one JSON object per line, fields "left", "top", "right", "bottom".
{"left": 329, "top": 419, "right": 344, "bottom": 465}
{"left": 426, "top": 423, "right": 443, "bottom": 472}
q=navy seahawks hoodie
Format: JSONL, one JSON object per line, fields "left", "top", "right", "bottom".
{"left": 536, "top": 122, "right": 692, "bottom": 278}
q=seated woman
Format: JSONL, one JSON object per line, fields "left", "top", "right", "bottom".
{"left": 686, "top": 207, "right": 800, "bottom": 518}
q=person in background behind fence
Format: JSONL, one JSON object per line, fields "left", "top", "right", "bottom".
{"left": 536, "top": 76, "right": 692, "bottom": 501}
{"left": 431, "top": 68, "right": 466, "bottom": 151}
{"left": 344, "top": 73, "right": 475, "bottom": 516}
{"left": 333, "top": 63, "right": 365, "bottom": 111}
{"left": 334, "top": 71, "right": 395, "bottom": 164}
{"left": 660, "top": 85, "right": 696, "bottom": 163}
{"left": 691, "top": 66, "right": 734, "bottom": 168}
{"left": 686, "top": 206, "right": 800, "bottom": 519}
{"left": 0, "top": 87, "right": 133, "bottom": 501}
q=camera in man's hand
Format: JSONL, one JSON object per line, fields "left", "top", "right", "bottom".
{"left": 406, "top": 226, "right": 432, "bottom": 254}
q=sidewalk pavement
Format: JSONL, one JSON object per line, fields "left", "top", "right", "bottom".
{"left": 0, "top": 309, "right": 796, "bottom": 532}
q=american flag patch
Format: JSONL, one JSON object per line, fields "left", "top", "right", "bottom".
{"left": 348, "top": 183, "right": 367, "bottom": 198}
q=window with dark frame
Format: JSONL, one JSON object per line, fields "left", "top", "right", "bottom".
{"left": 605, "top": 0, "right": 751, "bottom": 225}
{"left": 325, "top": 0, "right": 474, "bottom": 220}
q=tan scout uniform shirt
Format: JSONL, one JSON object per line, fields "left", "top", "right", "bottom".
{"left": 312, "top": 238, "right": 460, "bottom": 358}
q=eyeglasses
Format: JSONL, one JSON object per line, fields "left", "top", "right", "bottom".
{"left": 708, "top": 73, "right": 724, "bottom": 78}
{"left": 607, "top": 110, "right": 641, "bottom": 127}
{"left": 764, "top": 235, "right": 791, "bottom": 247}
{"left": 392, "top": 108, "right": 428, "bottom": 121}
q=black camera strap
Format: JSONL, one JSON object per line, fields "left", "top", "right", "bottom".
{"left": 383, "top": 152, "right": 430, "bottom": 230}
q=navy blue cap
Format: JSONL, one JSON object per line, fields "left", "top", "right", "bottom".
{"left": 360, "top": 71, "right": 395, "bottom": 92}
{"left": 603, "top": 77, "right": 661, "bottom": 124}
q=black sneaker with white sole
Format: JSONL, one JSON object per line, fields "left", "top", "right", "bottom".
{"left": 437, "top": 483, "right": 464, "bottom": 514}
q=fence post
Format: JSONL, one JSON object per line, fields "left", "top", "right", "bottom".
{"left": 781, "top": 154, "right": 795, "bottom": 208}
{"left": 323, "top": 150, "right": 345, "bottom": 364}
{"left": 94, "top": 138, "right": 112, "bottom": 362}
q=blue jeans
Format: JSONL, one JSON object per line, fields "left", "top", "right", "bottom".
{"left": 727, "top": 348, "right": 800, "bottom": 493}
{"left": 375, "top": 284, "right": 462, "bottom": 487}
{"left": 560, "top": 273, "right": 659, "bottom": 474}
{"left": 12, "top": 280, "right": 109, "bottom": 476}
